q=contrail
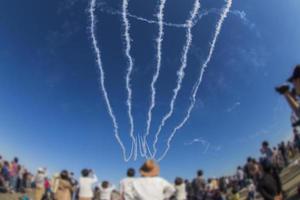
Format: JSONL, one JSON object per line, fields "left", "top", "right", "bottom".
{"left": 89, "top": 0, "right": 131, "bottom": 161}
{"left": 142, "top": 0, "right": 167, "bottom": 157}
{"left": 99, "top": 5, "right": 248, "bottom": 29}
{"left": 152, "top": 0, "right": 200, "bottom": 158}
{"left": 121, "top": 0, "right": 137, "bottom": 160}
{"left": 157, "top": 0, "right": 233, "bottom": 162}
{"left": 98, "top": 4, "right": 186, "bottom": 28}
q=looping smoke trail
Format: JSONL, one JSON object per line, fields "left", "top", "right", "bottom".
{"left": 157, "top": 0, "right": 233, "bottom": 162}
{"left": 143, "top": 0, "right": 167, "bottom": 157}
{"left": 122, "top": 0, "right": 137, "bottom": 160}
{"left": 89, "top": 0, "right": 131, "bottom": 161}
{"left": 152, "top": 0, "right": 200, "bottom": 158}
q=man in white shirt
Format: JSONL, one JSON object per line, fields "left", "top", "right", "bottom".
{"left": 99, "top": 181, "right": 115, "bottom": 200}
{"left": 131, "top": 160, "right": 175, "bottom": 200}
{"left": 120, "top": 168, "right": 135, "bottom": 200}
{"left": 79, "top": 169, "right": 98, "bottom": 200}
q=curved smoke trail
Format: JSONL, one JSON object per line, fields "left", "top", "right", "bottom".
{"left": 143, "top": 0, "right": 167, "bottom": 157}
{"left": 157, "top": 0, "right": 233, "bottom": 162}
{"left": 152, "top": 0, "right": 200, "bottom": 158}
{"left": 122, "top": 0, "right": 137, "bottom": 160}
{"left": 89, "top": 0, "right": 131, "bottom": 161}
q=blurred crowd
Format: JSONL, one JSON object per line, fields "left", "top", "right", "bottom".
{"left": 1, "top": 135, "right": 300, "bottom": 200}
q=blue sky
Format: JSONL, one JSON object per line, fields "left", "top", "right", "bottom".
{"left": 0, "top": 0, "right": 300, "bottom": 183}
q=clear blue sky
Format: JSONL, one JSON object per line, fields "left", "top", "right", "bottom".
{"left": 0, "top": 0, "right": 299, "bottom": 183}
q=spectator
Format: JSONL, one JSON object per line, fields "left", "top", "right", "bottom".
{"left": 260, "top": 141, "right": 273, "bottom": 163}
{"left": 55, "top": 170, "right": 73, "bottom": 200}
{"left": 236, "top": 167, "right": 244, "bottom": 189}
{"left": 191, "top": 170, "right": 206, "bottom": 200}
{"left": 131, "top": 160, "right": 175, "bottom": 200}
{"left": 99, "top": 181, "right": 115, "bottom": 200}
{"left": 9, "top": 157, "right": 19, "bottom": 192}
{"left": 34, "top": 168, "right": 46, "bottom": 200}
{"left": 278, "top": 142, "right": 289, "bottom": 167}
{"left": 246, "top": 180, "right": 255, "bottom": 200}
{"left": 93, "top": 186, "right": 101, "bottom": 200}
{"left": 174, "top": 177, "right": 187, "bottom": 200}
{"left": 257, "top": 160, "right": 281, "bottom": 200}
{"left": 79, "top": 169, "right": 98, "bottom": 200}
{"left": 120, "top": 168, "right": 135, "bottom": 200}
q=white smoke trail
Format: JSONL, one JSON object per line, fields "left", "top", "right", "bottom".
{"left": 99, "top": 5, "right": 247, "bottom": 29}
{"left": 98, "top": 4, "right": 186, "bottom": 28}
{"left": 143, "top": 0, "right": 167, "bottom": 156}
{"left": 121, "top": 0, "right": 137, "bottom": 160}
{"left": 157, "top": 0, "right": 233, "bottom": 162}
{"left": 89, "top": 0, "right": 131, "bottom": 161}
{"left": 152, "top": 0, "right": 200, "bottom": 158}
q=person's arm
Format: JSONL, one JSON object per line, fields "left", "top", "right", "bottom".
{"left": 91, "top": 174, "right": 98, "bottom": 184}
{"left": 284, "top": 92, "right": 300, "bottom": 115}
{"left": 162, "top": 179, "right": 175, "bottom": 199}
{"left": 257, "top": 182, "right": 274, "bottom": 200}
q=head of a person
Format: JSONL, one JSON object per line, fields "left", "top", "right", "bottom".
{"left": 260, "top": 159, "right": 272, "bottom": 174}
{"left": 60, "top": 170, "right": 69, "bottom": 180}
{"left": 197, "top": 170, "right": 203, "bottom": 177}
{"left": 13, "top": 157, "right": 19, "bottom": 164}
{"left": 81, "top": 169, "right": 90, "bottom": 177}
{"left": 262, "top": 141, "right": 269, "bottom": 149}
{"left": 37, "top": 168, "right": 44, "bottom": 174}
{"left": 127, "top": 168, "right": 135, "bottom": 177}
{"left": 247, "top": 157, "right": 252, "bottom": 163}
{"left": 4, "top": 161, "right": 9, "bottom": 167}
{"left": 288, "top": 65, "right": 300, "bottom": 95}
{"left": 175, "top": 177, "right": 183, "bottom": 186}
{"left": 94, "top": 186, "right": 100, "bottom": 192}
{"left": 140, "top": 160, "right": 160, "bottom": 177}
{"left": 102, "top": 181, "right": 109, "bottom": 189}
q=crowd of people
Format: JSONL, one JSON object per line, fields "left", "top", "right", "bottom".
{"left": 1, "top": 135, "right": 300, "bottom": 200}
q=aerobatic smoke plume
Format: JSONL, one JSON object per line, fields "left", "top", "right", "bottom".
{"left": 122, "top": 0, "right": 137, "bottom": 160}
{"left": 152, "top": 0, "right": 200, "bottom": 158}
{"left": 157, "top": 0, "right": 233, "bottom": 161}
{"left": 89, "top": 0, "right": 131, "bottom": 161}
{"left": 143, "top": 0, "right": 167, "bottom": 157}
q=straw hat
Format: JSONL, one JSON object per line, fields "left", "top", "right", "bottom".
{"left": 140, "top": 160, "right": 160, "bottom": 177}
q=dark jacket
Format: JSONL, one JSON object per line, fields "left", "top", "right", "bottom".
{"left": 257, "top": 173, "right": 279, "bottom": 200}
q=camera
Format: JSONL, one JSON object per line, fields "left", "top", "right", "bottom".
{"left": 275, "top": 84, "right": 290, "bottom": 95}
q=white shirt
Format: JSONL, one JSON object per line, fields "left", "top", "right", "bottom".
{"left": 174, "top": 184, "right": 187, "bottom": 200}
{"left": 120, "top": 177, "right": 135, "bottom": 200}
{"left": 79, "top": 175, "right": 98, "bottom": 198}
{"left": 131, "top": 177, "right": 175, "bottom": 200}
{"left": 99, "top": 185, "right": 115, "bottom": 200}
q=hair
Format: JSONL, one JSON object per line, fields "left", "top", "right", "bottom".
{"left": 260, "top": 159, "right": 272, "bottom": 173}
{"left": 175, "top": 177, "right": 183, "bottom": 186}
{"left": 13, "top": 157, "right": 19, "bottom": 163}
{"left": 197, "top": 170, "right": 203, "bottom": 177}
{"left": 102, "top": 181, "right": 109, "bottom": 189}
{"left": 127, "top": 168, "right": 135, "bottom": 177}
{"left": 262, "top": 141, "right": 269, "bottom": 147}
{"left": 247, "top": 157, "right": 252, "bottom": 162}
{"left": 81, "top": 169, "right": 90, "bottom": 177}
{"left": 60, "top": 170, "right": 69, "bottom": 180}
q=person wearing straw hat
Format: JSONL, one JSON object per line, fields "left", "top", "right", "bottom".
{"left": 131, "top": 160, "right": 175, "bottom": 200}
